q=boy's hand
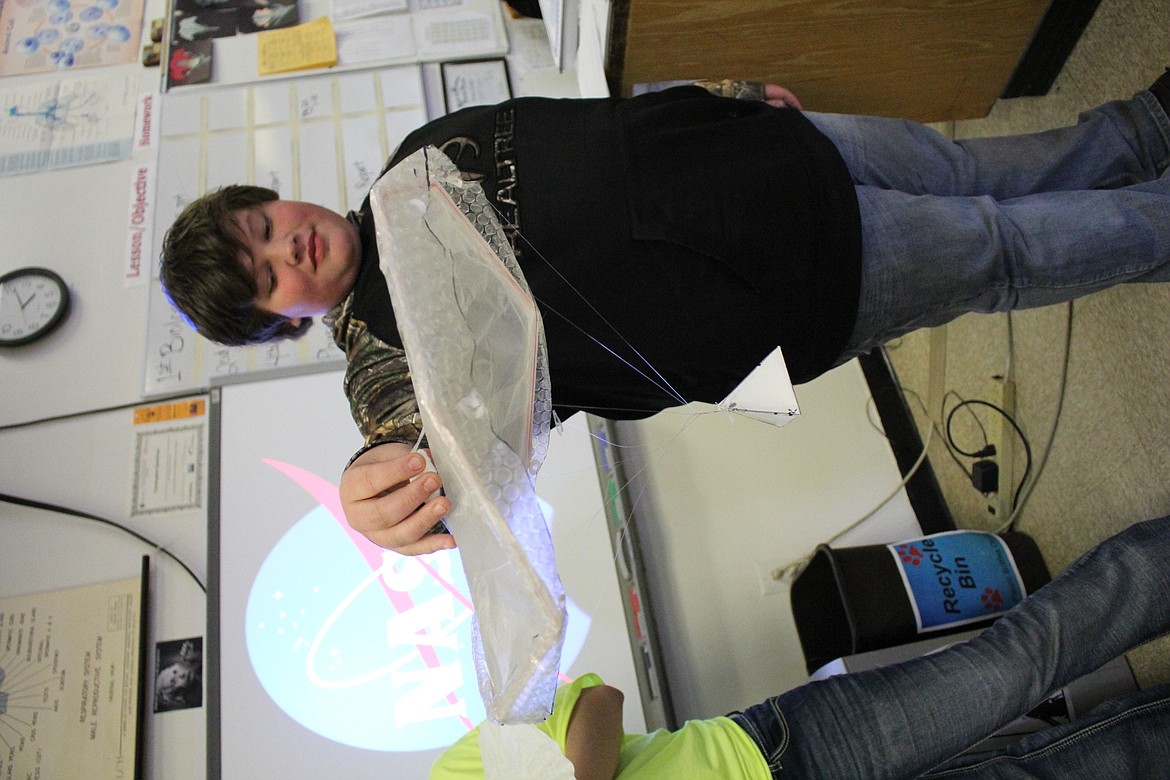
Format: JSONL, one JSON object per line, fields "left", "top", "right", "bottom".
{"left": 340, "top": 442, "right": 456, "bottom": 555}
{"left": 764, "top": 84, "right": 802, "bottom": 109}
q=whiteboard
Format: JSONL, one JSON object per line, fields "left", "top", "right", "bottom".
{"left": 209, "top": 370, "right": 647, "bottom": 778}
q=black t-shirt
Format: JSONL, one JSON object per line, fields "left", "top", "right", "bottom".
{"left": 350, "top": 86, "right": 862, "bottom": 421}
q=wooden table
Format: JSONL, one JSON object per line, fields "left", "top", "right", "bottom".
{"left": 604, "top": 0, "right": 1097, "bottom": 122}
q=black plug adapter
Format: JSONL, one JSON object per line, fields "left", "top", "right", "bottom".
{"left": 971, "top": 460, "right": 999, "bottom": 493}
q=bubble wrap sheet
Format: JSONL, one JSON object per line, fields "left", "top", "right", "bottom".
{"left": 370, "top": 146, "right": 564, "bottom": 724}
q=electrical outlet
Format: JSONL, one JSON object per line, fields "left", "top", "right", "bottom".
{"left": 987, "top": 376, "right": 1016, "bottom": 518}
{"left": 755, "top": 560, "right": 788, "bottom": 596}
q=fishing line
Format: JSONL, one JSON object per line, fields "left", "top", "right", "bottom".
{"left": 480, "top": 197, "right": 694, "bottom": 414}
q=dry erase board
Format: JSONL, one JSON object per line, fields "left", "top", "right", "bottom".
{"left": 209, "top": 370, "right": 648, "bottom": 778}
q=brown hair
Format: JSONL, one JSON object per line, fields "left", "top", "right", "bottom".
{"left": 159, "top": 185, "right": 313, "bottom": 346}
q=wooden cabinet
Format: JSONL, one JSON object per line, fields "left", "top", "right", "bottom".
{"left": 605, "top": 0, "right": 1067, "bottom": 121}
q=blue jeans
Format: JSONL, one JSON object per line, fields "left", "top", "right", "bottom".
{"left": 729, "top": 515, "right": 1170, "bottom": 778}
{"left": 800, "top": 92, "right": 1170, "bottom": 360}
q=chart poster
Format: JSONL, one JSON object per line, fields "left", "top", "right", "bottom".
{"left": 0, "top": 0, "right": 146, "bottom": 76}
{"left": 0, "top": 575, "right": 144, "bottom": 780}
{"left": 0, "top": 74, "right": 138, "bottom": 176}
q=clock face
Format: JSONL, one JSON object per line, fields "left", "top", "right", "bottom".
{"left": 0, "top": 267, "right": 70, "bottom": 346}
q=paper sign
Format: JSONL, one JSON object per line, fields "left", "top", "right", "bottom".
{"left": 0, "top": 576, "right": 144, "bottom": 779}
{"left": 890, "top": 531, "right": 1027, "bottom": 632}
{"left": 258, "top": 16, "right": 337, "bottom": 75}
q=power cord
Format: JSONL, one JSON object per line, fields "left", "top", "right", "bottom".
{"left": 939, "top": 389, "right": 992, "bottom": 480}
{"left": 0, "top": 492, "right": 206, "bottom": 592}
{"left": 769, "top": 401, "right": 937, "bottom": 585}
{"left": 0, "top": 390, "right": 199, "bottom": 433}
{"left": 944, "top": 398, "right": 1034, "bottom": 524}
{"left": 887, "top": 302, "right": 1071, "bottom": 536}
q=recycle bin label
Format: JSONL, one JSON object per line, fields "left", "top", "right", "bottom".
{"left": 888, "top": 531, "right": 1026, "bottom": 632}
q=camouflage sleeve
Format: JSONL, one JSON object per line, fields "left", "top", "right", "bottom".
{"left": 328, "top": 298, "right": 424, "bottom": 462}
{"left": 691, "top": 79, "right": 767, "bottom": 101}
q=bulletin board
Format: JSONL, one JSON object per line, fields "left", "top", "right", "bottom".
{"left": 166, "top": 0, "right": 508, "bottom": 91}
{"left": 142, "top": 64, "right": 429, "bottom": 397}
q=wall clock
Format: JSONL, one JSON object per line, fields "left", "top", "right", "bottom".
{"left": 0, "top": 267, "right": 71, "bottom": 346}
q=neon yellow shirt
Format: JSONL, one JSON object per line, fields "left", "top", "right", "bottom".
{"left": 429, "top": 673, "right": 771, "bottom": 779}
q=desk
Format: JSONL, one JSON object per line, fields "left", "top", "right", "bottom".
{"left": 604, "top": 0, "right": 1097, "bottom": 121}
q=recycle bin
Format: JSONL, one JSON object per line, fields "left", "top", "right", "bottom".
{"left": 791, "top": 530, "right": 1051, "bottom": 674}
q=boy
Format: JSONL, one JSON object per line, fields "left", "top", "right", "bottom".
{"left": 162, "top": 75, "right": 1170, "bottom": 555}
{"left": 429, "top": 515, "right": 1170, "bottom": 779}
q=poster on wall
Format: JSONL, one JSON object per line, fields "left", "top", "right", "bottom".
{"left": 129, "top": 397, "right": 207, "bottom": 518}
{"left": 441, "top": 57, "right": 511, "bottom": 111}
{"left": 0, "top": 0, "right": 146, "bottom": 76}
{"left": 0, "top": 571, "right": 146, "bottom": 780}
{"left": 166, "top": 39, "right": 213, "bottom": 88}
{"left": 164, "top": 0, "right": 302, "bottom": 89}
{"left": 169, "top": 0, "right": 299, "bottom": 45}
{"left": 0, "top": 73, "right": 138, "bottom": 176}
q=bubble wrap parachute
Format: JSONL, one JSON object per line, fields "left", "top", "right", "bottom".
{"left": 369, "top": 146, "right": 565, "bottom": 724}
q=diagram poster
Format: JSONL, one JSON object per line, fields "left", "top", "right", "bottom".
{"left": 0, "top": 575, "right": 144, "bottom": 780}
{"left": 0, "top": 0, "right": 146, "bottom": 76}
{"left": 0, "top": 74, "right": 138, "bottom": 176}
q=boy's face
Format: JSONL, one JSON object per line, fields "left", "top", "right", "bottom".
{"left": 233, "top": 199, "right": 361, "bottom": 324}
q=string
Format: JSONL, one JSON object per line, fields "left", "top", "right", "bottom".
{"left": 450, "top": 175, "right": 895, "bottom": 583}
{"left": 430, "top": 163, "right": 798, "bottom": 428}
{"left": 512, "top": 232, "right": 692, "bottom": 411}
{"left": 534, "top": 299, "right": 693, "bottom": 411}
{"left": 480, "top": 196, "right": 695, "bottom": 415}
{"left": 538, "top": 411, "right": 708, "bottom": 620}
{"left": 425, "top": 161, "right": 904, "bottom": 598}
{"left": 766, "top": 422, "right": 935, "bottom": 585}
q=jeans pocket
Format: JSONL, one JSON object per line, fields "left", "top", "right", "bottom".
{"left": 730, "top": 696, "right": 791, "bottom": 776}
